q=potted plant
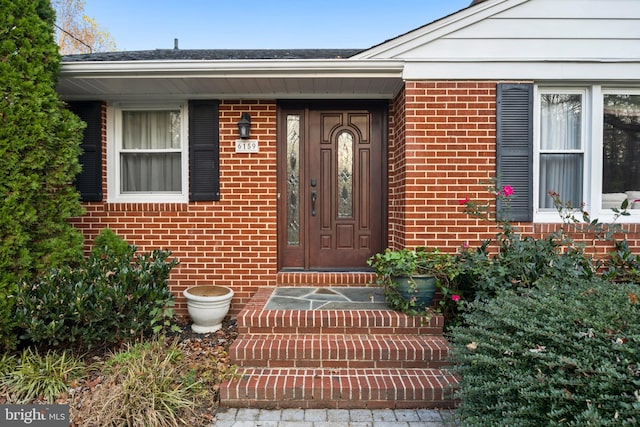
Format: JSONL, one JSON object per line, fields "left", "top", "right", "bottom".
{"left": 367, "top": 247, "right": 462, "bottom": 314}
{"left": 183, "top": 285, "right": 234, "bottom": 333}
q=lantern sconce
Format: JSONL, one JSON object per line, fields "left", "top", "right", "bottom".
{"left": 237, "top": 113, "right": 251, "bottom": 139}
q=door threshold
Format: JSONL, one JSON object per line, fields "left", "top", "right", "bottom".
{"left": 277, "top": 270, "right": 377, "bottom": 286}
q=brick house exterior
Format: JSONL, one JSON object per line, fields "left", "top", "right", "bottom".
{"left": 58, "top": 0, "right": 640, "bottom": 315}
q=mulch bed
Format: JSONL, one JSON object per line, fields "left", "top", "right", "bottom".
{"left": 0, "top": 315, "right": 238, "bottom": 426}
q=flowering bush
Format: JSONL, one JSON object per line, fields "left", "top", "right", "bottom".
{"left": 456, "top": 181, "right": 595, "bottom": 302}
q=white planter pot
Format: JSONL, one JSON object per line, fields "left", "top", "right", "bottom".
{"left": 183, "top": 285, "right": 234, "bottom": 333}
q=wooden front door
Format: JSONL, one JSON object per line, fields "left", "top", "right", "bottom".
{"left": 278, "top": 102, "right": 387, "bottom": 270}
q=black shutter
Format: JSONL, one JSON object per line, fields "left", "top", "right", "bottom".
{"left": 189, "top": 100, "right": 220, "bottom": 201}
{"left": 69, "top": 101, "right": 103, "bottom": 202}
{"left": 496, "top": 83, "right": 533, "bottom": 221}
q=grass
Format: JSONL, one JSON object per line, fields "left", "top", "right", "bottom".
{"left": 1, "top": 348, "right": 86, "bottom": 403}
{"left": 0, "top": 318, "right": 238, "bottom": 426}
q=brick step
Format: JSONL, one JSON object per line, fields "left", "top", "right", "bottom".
{"left": 276, "top": 272, "right": 377, "bottom": 286}
{"left": 237, "top": 296, "right": 444, "bottom": 336}
{"left": 220, "top": 287, "right": 457, "bottom": 410}
{"left": 229, "top": 334, "right": 450, "bottom": 369}
{"left": 220, "top": 367, "right": 458, "bottom": 410}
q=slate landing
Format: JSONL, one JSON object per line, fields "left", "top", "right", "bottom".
{"left": 264, "top": 286, "right": 388, "bottom": 310}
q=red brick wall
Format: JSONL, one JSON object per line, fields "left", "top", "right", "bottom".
{"left": 389, "top": 81, "right": 498, "bottom": 252}
{"left": 70, "top": 82, "right": 640, "bottom": 316}
{"left": 71, "top": 101, "right": 278, "bottom": 316}
{"left": 389, "top": 86, "right": 406, "bottom": 250}
{"left": 391, "top": 81, "right": 640, "bottom": 257}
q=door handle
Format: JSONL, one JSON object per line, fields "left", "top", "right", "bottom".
{"left": 311, "top": 191, "right": 317, "bottom": 216}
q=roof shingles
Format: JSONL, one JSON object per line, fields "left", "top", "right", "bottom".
{"left": 62, "top": 48, "right": 364, "bottom": 62}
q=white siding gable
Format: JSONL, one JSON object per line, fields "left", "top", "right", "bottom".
{"left": 355, "top": 0, "right": 640, "bottom": 80}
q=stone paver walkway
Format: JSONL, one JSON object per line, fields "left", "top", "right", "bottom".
{"left": 211, "top": 408, "right": 459, "bottom": 426}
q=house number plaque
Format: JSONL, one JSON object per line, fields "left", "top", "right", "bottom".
{"left": 235, "top": 139, "right": 259, "bottom": 153}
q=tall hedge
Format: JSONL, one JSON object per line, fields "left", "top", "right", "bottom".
{"left": 0, "top": 0, "right": 85, "bottom": 350}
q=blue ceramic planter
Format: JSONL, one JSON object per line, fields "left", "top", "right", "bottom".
{"left": 393, "top": 275, "right": 438, "bottom": 310}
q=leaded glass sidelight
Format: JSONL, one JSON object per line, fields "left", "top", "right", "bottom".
{"left": 286, "top": 115, "right": 301, "bottom": 246}
{"left": 337, "top": 131, "right": 354, "bottom": 218}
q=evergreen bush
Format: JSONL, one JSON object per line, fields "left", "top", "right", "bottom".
{"left": 0, "top": 0, "right": 86, "bottom": 350}
{"left": 450, "top": 277, "right": 640, "bottom": 426}
{"left": 15, "top": 229, "right": 178, "bottom": 350}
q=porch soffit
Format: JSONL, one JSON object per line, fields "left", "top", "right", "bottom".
{"left": 57, "top": 59, "right": 406, "bottom": 101}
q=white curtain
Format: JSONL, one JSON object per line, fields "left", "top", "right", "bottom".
{"left": 539, "top": 94, "right": 583, "bottom": 208}
{"left": 121, "top": 111, "right": 181, "bottom": 192}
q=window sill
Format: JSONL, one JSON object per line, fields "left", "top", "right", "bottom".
{"left": 105, "top": 202, "right": 188, "bottom": 212}
{"left": 534, "top": 210, "right": 640, "bottom": 225}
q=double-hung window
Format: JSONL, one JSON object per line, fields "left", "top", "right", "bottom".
{"left": 108, "top": 104, "right": 188, "bottom": 202}
{"left": 534, "top": 86, "right": 640, "bottom": 222}
{"left": 537, "top": 90, "right": 586, "bottom": 210}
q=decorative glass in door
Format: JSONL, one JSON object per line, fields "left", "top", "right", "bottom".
{"left": 286, "top": 115, "right": 300, "bottom": 246}
{"left": 337, "top": 131, "right": 354, "bottom": 218}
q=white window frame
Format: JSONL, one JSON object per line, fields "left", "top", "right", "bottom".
{"left": 534, "top": 85, "right": 640, "bottom": 223}
{"left": 107, "top": 102, "right": 189, "bottom": 203}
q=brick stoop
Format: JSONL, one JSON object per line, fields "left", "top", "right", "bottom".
{"left": 219, "top": 287, "right": 458, "bottom": 409}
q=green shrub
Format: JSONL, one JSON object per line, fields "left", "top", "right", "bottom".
{"left": 91, "top": 228, "right": 134, "bottom": 260}
{"left": 603, "top": 239, "right": 640, "bottom": 284}
{"left": 458, "top": 183, "right": 597, "bottom": 302}
{"left": 0, "top": 282, "right": 18, "bottom": 351}
{"left": 15, "top": 229, "right": 178, "bottom": 350}
{"left": 450, "top": 277, "right": 640, "bottom": 426}
{"left": 0, "top": 0, "right": 86, "bottom": 351}
{"left": 457, "top": 228, "right": 595, "bottom": 301}
{"left": 1, "top": 348, "right": 86, "bottom": 403}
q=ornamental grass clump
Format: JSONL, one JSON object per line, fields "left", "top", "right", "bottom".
{"left": 83, "top": 338, "right": 195, "bottom": 427}
{"left": 451, "top": 276, "right": 640, "bottom": 426}
{"left": 1, "top": 348, "right": 86, "bottom": 403}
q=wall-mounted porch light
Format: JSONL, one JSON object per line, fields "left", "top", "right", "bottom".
{"left": 237, "top": 113, "right": 251, "bottom": 139}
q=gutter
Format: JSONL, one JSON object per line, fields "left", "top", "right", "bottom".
{"left": 59, "top": 59, "right": 406, "bottom": 79}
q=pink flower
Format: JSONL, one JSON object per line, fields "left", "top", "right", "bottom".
{"left": 451, "top": 294, "right": 461, "bottom": 302}
{"left": 462, "top": 242, "right": 469, "bottom": 249}
{"left": 458, "top": 197, "right": 470, "bottom": 205}
{"left": 502, "top": 185, "right": 514, "bottom": 197}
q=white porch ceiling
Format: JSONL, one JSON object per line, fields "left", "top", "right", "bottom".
{"left": 57, "top": 60, "right": 406, "bottom": 101}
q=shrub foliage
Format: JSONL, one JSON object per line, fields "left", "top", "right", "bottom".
{"left": 451, "top": 277, "right": 640, "bottom": 426}
{"left": 0, "top": 0, "right": 86, "bottom": 350}
{"left": 15, "top": 229, "right": 178, "bottom": 350}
